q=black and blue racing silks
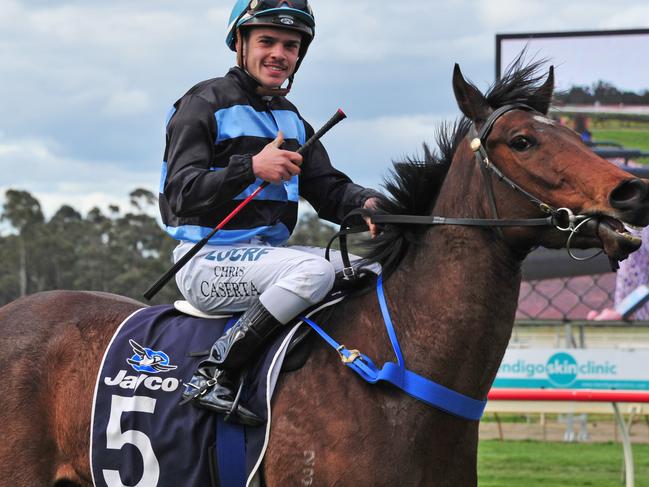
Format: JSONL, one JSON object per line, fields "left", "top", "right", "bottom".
{"left": 160, "top": 67, "right": 377, "bottom": 245}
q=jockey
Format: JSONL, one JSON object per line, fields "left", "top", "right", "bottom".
{"left": 159, "top": 0, "right": 380, "bottom": 425}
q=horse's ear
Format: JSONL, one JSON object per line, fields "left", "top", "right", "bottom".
{"left": 530, "top": 66, "right": 554, "bottom": 115}
{"left": 452, "top": 63, "right": 491, "bottom": 124}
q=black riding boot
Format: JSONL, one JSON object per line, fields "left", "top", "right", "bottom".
{"left": 181, "top": 300, "right": 282, "bottom": 425}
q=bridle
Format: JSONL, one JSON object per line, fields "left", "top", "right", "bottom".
{"left": 370, "top": 103, "right": 602, "bottom": 261}
{"left": 330, "top": 103, "right": 603, "bottom": 273}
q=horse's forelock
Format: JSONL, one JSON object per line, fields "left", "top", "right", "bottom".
{"left": 486, "top": 54, "right": 552, "bottom": 112}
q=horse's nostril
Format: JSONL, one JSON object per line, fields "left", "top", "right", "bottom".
{"left": 609, "top": 178, "right": 648, "bottom": 209}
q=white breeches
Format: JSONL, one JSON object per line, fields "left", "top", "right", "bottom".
{"left": 174, "top": 241, "right": 378, "bottom": 324}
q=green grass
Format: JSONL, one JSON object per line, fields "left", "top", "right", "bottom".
{"left": 480, "top": 412, "right": 627, "bottom": 424}
{"left": 478, "top": 439, "right": 649, "bottom": 486}
{"left": 481, "top": 413, "right": 531, "bottom": 424}
{"left": 563, "top": 116, "right": 649, "bottom": 163}
{"left": 591, "top": 119, "right": 649, "bottom": 130}
{"left": 592, "top": 128, "right": 649, "bottom": 153}
{"left": 591, "top": 128, "right": 649, "bottom": 164}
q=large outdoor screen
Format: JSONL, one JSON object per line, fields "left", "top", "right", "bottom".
{"left": 496, "top": 29, "right": 649, "bottom": 92}
{"left": 496, "top": 29, "right": 649, "bottom": 165}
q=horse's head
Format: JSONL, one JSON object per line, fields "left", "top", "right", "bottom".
{"left": 451, "top": 62, "right": 649, "bottom": 262}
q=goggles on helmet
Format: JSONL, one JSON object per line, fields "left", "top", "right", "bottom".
{"left": 227, "top": 0, "right": 315, "bottom": 52}
{"left": 248, "top": 0, "right": 313, "bottom": 18}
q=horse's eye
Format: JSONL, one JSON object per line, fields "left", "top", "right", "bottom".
{"left": 510, "top": 136, "right": 534, "bottom": 152}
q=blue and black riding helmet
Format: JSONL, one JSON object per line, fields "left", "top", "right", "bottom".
{"left": 227, "top": 0, "right": 316, "bottom": 94}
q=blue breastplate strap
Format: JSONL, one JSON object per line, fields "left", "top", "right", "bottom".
{"left": 300, "top": 275, "right": 487, "bottom": 421}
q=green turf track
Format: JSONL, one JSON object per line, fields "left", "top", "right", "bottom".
{"left": 592, "top": 129, "right": 649, "bottom": 164}
{"left": 478, "top": 439, "right": 649, "bottom": 486}
{"left": 593, "top": 129, "right": 649, "bottom": 150}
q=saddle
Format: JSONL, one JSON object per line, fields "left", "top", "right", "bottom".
{"left": 173, "top": 299, "right": 325, "bottom": 373}
{"left": 174, "top": 268, "right": 377, "bottom": 372}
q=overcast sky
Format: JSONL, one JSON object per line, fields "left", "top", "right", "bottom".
{"left": 2, "top": 0, "right": 649, "bottom": 221}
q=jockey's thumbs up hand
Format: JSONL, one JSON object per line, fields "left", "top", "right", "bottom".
{"left": 271, "top": 131, "right": 284, "bottom": 148}
{"left": 252, "top": 131, "right": 303, "bottom": 184}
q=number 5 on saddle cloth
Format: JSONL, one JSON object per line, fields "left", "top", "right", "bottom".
{"left": 90, "top": 290, "right": 346, "bottom": 487}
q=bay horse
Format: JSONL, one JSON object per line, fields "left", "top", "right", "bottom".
{"left": 2, "top": 59, "right": 649, "bottom": 487}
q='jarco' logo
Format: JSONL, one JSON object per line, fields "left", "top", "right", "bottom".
{"left": 103, "top": 339, "right": 180, "bottom": 392}
{"left": 104, "top": 370, "right": 180, "bottom": 392}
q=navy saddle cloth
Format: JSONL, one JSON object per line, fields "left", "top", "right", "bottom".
{"left": 90, "top": 304, "right": 297, "bottom": 487}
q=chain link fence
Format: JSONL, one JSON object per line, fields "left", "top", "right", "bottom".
{"left": 516, "top": 248, "right": 616, "bottom": 321}
{"left": 517, "top": 273, "right": 615, "bottom": 321}
{"left": 513, "top": 248, "right": 649, "bottom": 349}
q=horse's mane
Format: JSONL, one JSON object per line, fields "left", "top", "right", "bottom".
{"left": 363, "top": 56, "right": 550, "bottom": 276}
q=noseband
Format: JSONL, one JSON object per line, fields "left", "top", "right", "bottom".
{"left": 370, "top": 103, "right": 601, "bottom": 260}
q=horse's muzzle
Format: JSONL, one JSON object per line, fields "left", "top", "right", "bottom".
{"left": 589, "top": 216, "right": 643, "bottom": 261}
{"left": 609, "top": 178, "right": 649, "bottom": 226}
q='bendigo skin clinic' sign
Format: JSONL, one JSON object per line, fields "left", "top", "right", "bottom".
{"left": 494, "top": 349, "right": 649, "bottom": 390}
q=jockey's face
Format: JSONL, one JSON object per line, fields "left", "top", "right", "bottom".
{"left": 242, "top": 27, "right": 301, "bottom": 89}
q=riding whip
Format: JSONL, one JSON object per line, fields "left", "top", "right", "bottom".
{"left": 143, "top": 108, "right": 347, "bottom": 300}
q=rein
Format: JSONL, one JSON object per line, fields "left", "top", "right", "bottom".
{"left": 337, "top": 104, "right": 603, "bottom": 262}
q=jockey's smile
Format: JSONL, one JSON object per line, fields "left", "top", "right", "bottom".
{"left": 243, "top": 27, "right": 301, "bottom": 89}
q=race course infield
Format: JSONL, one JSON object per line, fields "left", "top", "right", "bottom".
{"left": 478, "top": 438, "right": 649, "bottom": 486}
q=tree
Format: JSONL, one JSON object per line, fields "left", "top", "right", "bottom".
{"left": 47, "top": 205, "right": 84, "bottom": 288}
{"left": 288, "top": 206, "right": 369, "bottom": 256}
{"left": 288, "top": 211, "right": 337, "bottom": 247}
{"left": 2, "top": 189, "right": 44, "bottom": 232}
{"left": 129, "top": 188, "right": 157, "bottom": 213}
{"left": 1, "top": 190, "right": 46, "bottom": 296}
{"left": 0, "top": 189, "right": 182, "bottom": 307}
{"left": 555, "top": 85, "right": 592, "bottom": 105}
{"left": 592, "top": 80, "right": 620, "bottom": 104}
{"left": 51, "top": 205, "right": 82, "bottom": 223}
{"left": 0, "top": 233, "right": 20, "bottom": 303}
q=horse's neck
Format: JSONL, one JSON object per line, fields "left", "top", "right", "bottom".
{"left": 326, "top": 221, "right": 522, "bottom": 481}
{"left": 385, "top": 227, "right": 522, "bottom": 398}
{"left": 361, "top": 150, "right": 524, "bottom": 400}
